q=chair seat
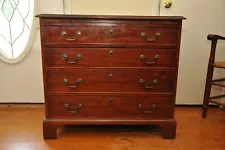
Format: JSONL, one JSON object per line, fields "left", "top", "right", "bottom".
{"left": 214, "top": 61, "right": 225, "bottom": 68}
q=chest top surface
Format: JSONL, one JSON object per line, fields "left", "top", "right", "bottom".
{"left": 35, "top": 14, "right": 186, "bottom": 20}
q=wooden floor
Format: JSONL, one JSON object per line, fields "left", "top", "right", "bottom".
{"left": 0, "top": 104, "right": 224, "bottom": 150}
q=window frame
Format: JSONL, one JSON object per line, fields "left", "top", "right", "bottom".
{"left": 0, "top": 0, "right": 39, "bottom": 64}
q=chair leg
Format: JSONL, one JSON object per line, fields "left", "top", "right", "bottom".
{"left": 202, "top": 65, "right": 214, "bottom": 118}
{"left": 203, "top": 36, "right": 219, "bottom": 118}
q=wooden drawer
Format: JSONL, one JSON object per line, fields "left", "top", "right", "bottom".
{"left": 41, "top": 25, "right": 178, "bottom": 46}
{"left": 41, "top": 18, "right": 180, "bottom": 27}
{"left": 46, "top": 69, "right": 176, "bottom": 93}
{"left": 45, "top": 48, "right": 177, "bottom": 68}
{"left": 47, "top": 95, "right": 174, "bottom": 119}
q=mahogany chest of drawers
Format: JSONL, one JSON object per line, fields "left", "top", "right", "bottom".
{"left": 36, "top": 14, "right": 185, "bottom": 139}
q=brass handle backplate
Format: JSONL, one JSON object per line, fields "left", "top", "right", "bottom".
{"left": 109, "top": 74, "right": 113, "bottom": 80}
{"left": 108, "top": 98, "right": 113, "bottom": 104}
{"left": 109, "top": 50, "right": 114, "bottom": 56}
{"left": 138, "top": 104, "right": 156, "bottom": 113}
{"left": 141, "top": 32, "right": 160, "bottom": 42}
{"left": 62, "top": 54, "right": 82, "bottom": 64}
{"left": 64, "top": 104, "right": 83, "bottom": 113}
{"left": 139, "top": 78, "right": 159, "bottom": 89}
{"left": 61, "top": 31, "right": 82, "bottom": 41}
{"left": 109, "top": 29, "right": 114, "bottom": 36}
{"left": 64, "top": 78, "right": 82, "bottom": 88}
{"left": 140, "top": 55, "right": 159, "bottom": 65}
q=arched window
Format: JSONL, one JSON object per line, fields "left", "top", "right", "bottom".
{"left": 0, "top": 0, "right": 35, "bottom": 63}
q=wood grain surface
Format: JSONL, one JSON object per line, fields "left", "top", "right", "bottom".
{"left": 0, "top": 105, "right": 224, "bottom": 150}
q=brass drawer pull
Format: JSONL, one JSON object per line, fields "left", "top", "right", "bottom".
{"left": 139, "top": 78, "right": 158, "bottom": 89}
{"left": 140, "top": 55, "right": 159, "bottom": 65}
{"left": 138, "top": 104, "right": 156, "bottom": 113}
{"left": 63, "top": 78, "right": 82, "bottom": 88}
{"left": 141, "top": 32, "right": 160, "bottom": 42}
{"left": 61, "top": 31, "right": 82, "bottom": 41}
{"left": 62, "top": 54, "right": 82, "bottom": 64}
{"left": 64, "top": 104, "right": 83, "bottom": 113}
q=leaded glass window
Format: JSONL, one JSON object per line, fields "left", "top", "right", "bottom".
{"left": 0, "top": 0, "right": 34, "bottom": 59}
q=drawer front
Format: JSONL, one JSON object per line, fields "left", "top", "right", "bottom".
{"left": 46, "top": 69, "right": 176, "bottom": 93}
{"left": 45, "top": 48, "right": 177, "bottom": 68}
{"left": 47, "top": 95, "right": 174, "bottom": 119}
{"left": 42, "top": 26, "right": 178, "bottom": 45}
{"left": 41, "top": 19, "right": 180, "bottom": 27}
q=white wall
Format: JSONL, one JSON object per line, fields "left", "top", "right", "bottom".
{"left": 71, "top": 0, "right": 153, "bottom": 15}
{"left": 0, "top": 0, "right": 64, "bottom": 103}
{"left": 160, "top": 0, "right": 225, "bottom": 104}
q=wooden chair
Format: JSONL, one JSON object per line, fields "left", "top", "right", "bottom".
{"left": 202, "top": 34, "right": 225, "bottom": 118}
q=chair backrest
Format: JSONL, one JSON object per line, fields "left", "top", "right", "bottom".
{"left": 207, "top": 34, "right": 225, "bottom": 63}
